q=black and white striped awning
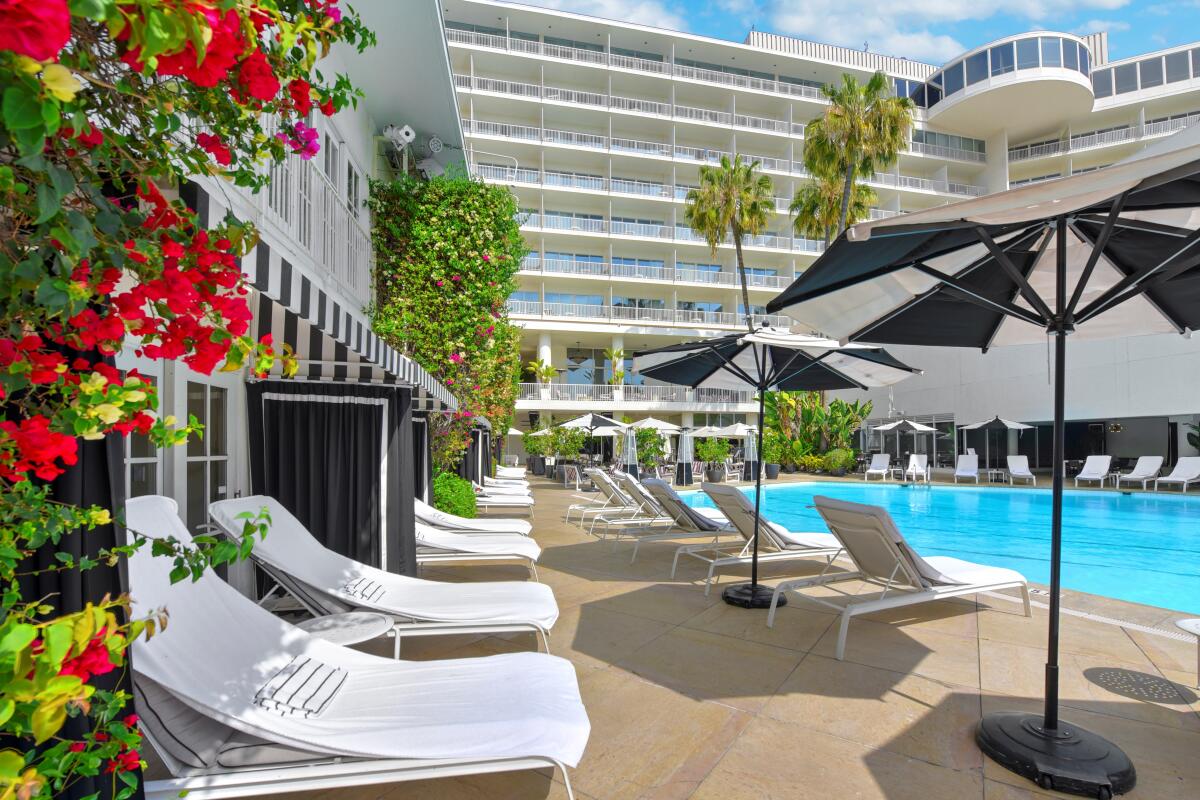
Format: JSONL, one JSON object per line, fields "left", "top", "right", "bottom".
{"left": 181, "top": 182, "right": 457, "bottom": 411}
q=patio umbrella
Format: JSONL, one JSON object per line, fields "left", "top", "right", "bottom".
{"left": 559, "top": 412, "right": 625, "bottom": 435}
{"left": 959, "top": 417, "right": 1033, "bottom": 469}
{"left": 872, "top": 418, "right": 936, "bottom": 460}
{"left": 675, "top": 429, "right": 695, "bottom": 485}
{"left": 766, "top": 124, "right": 1200, "bottom": 796}
{"left": 635, "top": 327, "right": 919, "bottom": 609}
{"left": 620, "top": 426, "right": 639, "bottom": 478}
{"left": 629, "top": 417, "right": 681, "bottom": 432}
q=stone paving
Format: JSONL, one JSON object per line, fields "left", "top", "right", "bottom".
{"left": 269, "top": 473, "right": 1200, "bottom": 799}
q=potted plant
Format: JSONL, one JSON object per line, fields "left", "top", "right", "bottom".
{"left": 605, "top": 346, "right": 626, "bottom": 401}
{"left": 762, "top": 431, "right": 784, "bottom": 479}
{"left": 551, "top": 428, "right": 589, "bottom": 481}
{"left": 526, "top": 358, "right": 557, "bottom": 400}
{"left": 635, "top": 428, "right": 666, "bottom": 473}
{"left": 822, "top": 448, "right": 856, "bottom": 477}
{"left": 696, "top": 437, "right": 731, "bottom": 482}
{"left": 522, "top": 429, "right": 549, "bottom": 475}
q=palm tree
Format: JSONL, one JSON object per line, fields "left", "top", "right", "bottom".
{"left": 684, "top": 155, "right": 775, "bottom": 332}
{"left": 804, "top": 71, "right": 913, "bottom": 237}
{"left": 790, "top": 174, "right": 877, "bottom": 248}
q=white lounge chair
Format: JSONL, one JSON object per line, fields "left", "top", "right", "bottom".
{"left": 606, "top": 473, "right": 715, "bottom": 557}
{"left": 689, "top": 484, "right": 844, "bottom": 595}
{"left": 473, "top": 488, "right": 534, "bottom": 517}
{"left": 767, "top": 496, "right": 1030, "bottom": 659}
{"left": 1007, "top": 455, "right": 1036, "bottom": 485}
{"left": 587, "top": 472, "right": 674, "bottom": 540}
{"left": 1115, "top": 456, "right": 1163, "bottom": 490}
{"left": 209, "top": 497, "right": 557, "bottom": 654}
{"left": 864, "top": 454, "right": 890, "bottom": 481}
{"left": 1155, "top": 456, "right": 1200, "bottom": 492}
{"left": 953, "top": 454, "right": 979, "bottom": 483}
{"left": 414, "top": 520, "right": 541, "bottom": 578}
{"left": 473, "top": 480, "right": 530, "bottom": 496}
{"left": 1073, "top": 455, "right": 1112, "bottom": 487}
{"left": 414, "top": 497, "right": 532, "bottom": 536}
{"left": 126, "top": 496, "right": 589, "bottom": 800}
{"left": 496, "top": 465, "right": 526, "bottom": 479}
{"left": 483, "top": 475, "right": 530, "bottom": 490}
{"left": 903, "top": 454, "right": 930, "bottom": 482}
{"left": 565, "top": 469, "right": 634, "bottom": 524}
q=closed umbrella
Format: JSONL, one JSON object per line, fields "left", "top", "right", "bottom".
{"left": 675, "top": 429, "right": 695, "bottom": 486}
{"left": 636, "top": 327, "right": 919, "bottom": 609}
{"left": 766, "top": 124, "right": 1200, "bottom": 796}
{"left": 958, "top": 417, "right": 1033, "bottom": 469}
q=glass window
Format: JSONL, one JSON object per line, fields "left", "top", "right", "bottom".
{"left": 1166, "top": 51, "right": 1190, "bottom": 83}
{"left": 944, "top": 61, "right": 965, "bottom": 95}
{"left": 965, "top": 52, "right": 988, "bottom": 85}
{"left": 511, "top": 290, "right": 539, "bottom": 302}
{"left": 566, "top": 348, "right": 599, "bottom": 385}
{"left": 1092, "top": 69, "right": 1113, "bottom": 98}
{"left": 1193, "top": 47, "right": 1200, "bottom": 78}
{"left": 1017, "top": 38, "right": 1040, "bottom": 70}
{"left": 1041, "top": 37, "right": 1062, "bottom": 67}
{"left": 990, "top": 43, "right": 1015, "bottom": 76}
{"left": 1063, "top": 42, "right": 1078, "bottom": 71}
{"left": 1079, "top": 45, "right": 1090, "bottom": 75}
{"left": 1114, "top": 62, "right": 1138, "bottom": 94}
{"left": 908, "top": 82, "right": 926, "bottom": 107}
{"left": 1140, "top": 57, "right": 1164, "bottom": 88}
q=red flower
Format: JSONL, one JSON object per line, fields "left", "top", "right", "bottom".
{"left": 150, "top": 7, "right": 244, "bottom": 87}
{"left": 235, "top": 50, "right": 280, "bottom": 102}
{"left": 58, "top": 633, "right": 116, "bottom": 682}
{"left": 319, "top": 97, "right": 335, "bottom": 116}
{"left": 0, "top": 0, "right": 70, "bottom": 61}
{"left": 288, "top": 79, "right": 313, "bottom": 117}
{"left": 68, "top": 742, "right": 87, "bottom": 753}
{"left": 196, "top": 132, "right": 232, "bottom": 166}
{"left": 105, "top": 749, "right": 140, "bottom": 774}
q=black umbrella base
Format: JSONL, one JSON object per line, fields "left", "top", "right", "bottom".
{"left": 721, "top": 583, "right": 786, "bottom": 609}
{"left": 977, "top": 711, "right": 1135, "bottom": 798}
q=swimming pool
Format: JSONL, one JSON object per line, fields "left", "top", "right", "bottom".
{"left": 683, "top": 481, "right": 1200, "bottom": 615}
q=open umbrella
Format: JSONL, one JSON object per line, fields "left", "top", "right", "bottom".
{"left": 959, "top": 417, "right": 1034, "bottom": 469}
{"left": 766, "top": 124, "right": 1200, "bottom": 797}
{"left": 635, "top": 327, "right": 919, "bottom": 609}
{"left": 629, "top": 417, "right": 681, "bottom": 432}
{"left": 559, "top": 413, "right": 625, "bottom": 435}
{"left": 872, "top": 418, "right": 936, "bottom": 460}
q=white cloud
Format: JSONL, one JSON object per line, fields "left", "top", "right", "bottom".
{"left": 1072, "top": 18, "right": 1130, "bottom": 33}
{"left": 766, "top": 0, "right": 1132, "bottom": 63}
{"left": 516, "top": 0, "right": 688, "bottom": 32}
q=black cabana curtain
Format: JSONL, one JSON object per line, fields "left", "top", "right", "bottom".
{"left": 246, "top": 380, "right": 416, "bottom": 575}
{"left": 457, "top": 427, "right": 483, "bottom": 484}
{"left": 411, "top": 413, "right": 432, "bottom": 502}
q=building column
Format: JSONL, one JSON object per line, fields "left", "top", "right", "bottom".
{"left": 538, "top": 332, "right": 552, "bottom": 366}
{"left": 682, "top": 411, "right": 694, "bottom": 428}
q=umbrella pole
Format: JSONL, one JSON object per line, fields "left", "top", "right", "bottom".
{"left": 977, "top": 218, "right": 1134, "bottom": 798}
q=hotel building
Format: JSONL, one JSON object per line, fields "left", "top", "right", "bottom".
{"left": 443, "top": 0, "right": 1200, "bottom": 465}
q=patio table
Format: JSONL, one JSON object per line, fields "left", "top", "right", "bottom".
{"left": 985, "top": 468, "right": 1008, "bottom": 483}
{"left": 296, "top": 611, "right": 393, "bottom": 647}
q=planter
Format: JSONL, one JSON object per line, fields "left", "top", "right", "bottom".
{"left": 831, "top": 468, "right": 846, "bottom": 477}
{"left": 529, "top": 456, "right": 545, "bottom": 476}
{"left": 704, "top": 468, "right": 725, "bottom": 483}
{"left": 784, "top": 464, "right": 797, "bottom": 474}
{"left": 765, "top": 463, "right": 781, "bottom": 480}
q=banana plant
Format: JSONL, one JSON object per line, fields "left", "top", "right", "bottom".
{"left": 604, "top": 347, "right": 626, "bottom": 386}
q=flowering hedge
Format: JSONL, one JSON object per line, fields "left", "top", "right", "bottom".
{"left": 0, "top": 2, "right": 371, "bottom": 797}
{"left": 368, "top": 173, "right": 525, "bottom": 470}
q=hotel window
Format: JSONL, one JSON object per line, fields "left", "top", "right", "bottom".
{"left": 1113, "top": 62, "right": 1138, "bottom": 94}
{"left": 678, "top": 300, "right": 723, "bottom": 312}
{"left": 612, "top": 296, "right": 665, "bottom": 309}
{"left": 1166, "top": 51, "right": 1190, "bottom": 83}
{"left": 1079, "top": 45, "right": 1090, "bottom": 75}
{"left": 511, "top": 290, "right": 539, "bottom": 303}
{"left": 1063, "top": 42, "right": 1078, "bottom": 72}
{"left": 345, "top": 164, "right": 360, "bottom": 216}
{"left": 185, "top": 382, "right": 229, "bottom": 533}
{"left": 943, "top": 61, "right": 965, "bottom": 95}
{"left": 1193, "top": 48, "right": 1200, "bottom": 78}
{"left": 545, "top": 292, "right": 603, "bottom": 306}
{"left": 124, "top": 373, "right": 161, "bottom": 498}
{"left": 965, "top": 51, "right": 988, "bottom": 85}
{"left": 990, "top": 43, "right": 1015, "bottom": 76}
{"left": 1092, "top": 69, "right": 1113, "bottom": 98}
{"left": 1017, "top": 38, "right": 1040, "bottom": 70}
{"left": 1041, "top": 37, "right": 1062, "bottom": 67}
{"left": 566, "top": 348, "right": 604, "bottom": 385}
{"left": 1140, "top": 57, "right": 1164, "bottom": 89}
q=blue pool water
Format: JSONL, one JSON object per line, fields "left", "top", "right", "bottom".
{"left": 683, "top": 482, "right": 1200, "bottom": 614}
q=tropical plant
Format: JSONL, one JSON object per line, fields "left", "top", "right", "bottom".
{"left": 798, "top": 453, "right": 825, "bottom": 472}
{"left": 826, "top": 399, "right": 873, "bottom": 450}
{"left": 1186, "top": 422, "right": 1200, "bottom": 450}
{"left": 822, "top": 448, "right": 857, "bottom": 473}
{"left": 635, "top": 428, "right": 666, "bottom": 467}
{"left": 433, "top": 471, "right": 477, "bottom": 518}
{"left": 369, "top": 172, "right": 526, "bottom": 471}
{"left": 521, "top": 429, "right": 549, "bottom": 457}
{"left": 785, "top": 438, "right": 814, "bottom": 467}
{"left": 804, "top": 72, "right": 914, "bottom": 236}
{"left": 550, "top": 428, "right": 589, "bottom": 461}
{"left": 761, "top": 431, "right": 785, "bottom": 465}
{"left": 526, "top": 359, "right": 558, "bottom": 385}
{"left": 604, "top": 347, "right": 626, "bottom": 385}
{"left": 0, "top": 2, "right": 371, "bottom": 797}
{"left": 797, "top": 392, "right": 829, "bottom": 452}
{"left": 695, "top": 437, "right": 731, "bottom": 466}
{"left": 790, "top": 174, "right": 877, "bottom": 247}
{"left": 683, "top": 155, "right": 775, "bottom": 331}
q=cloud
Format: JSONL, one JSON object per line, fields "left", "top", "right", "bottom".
{"left": 516, "top": 0, "right": 689, "bottom": 31}
{"left": 1072, "top": 18, "right": 1130, "bottom": 33}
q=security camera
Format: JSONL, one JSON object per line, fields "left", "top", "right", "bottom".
{"left": 383, "top": 124, "right": 416, "bottom": 150}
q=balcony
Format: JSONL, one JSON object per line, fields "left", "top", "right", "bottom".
{"left": 1007, "top": 111, "right": 1200, "bottom": 162}
{"left": 518, "top": 211, "right": 825, "bottom": 254}
{"left": 507, "top": 299, "right": 794, "bottom": 330}
{"left": 464, "top": 119, "right": 988, "bottom": 197}
{"left": 447, "top": 27, "right": 826, "bottom": 103}
{"left": 517, "top": 256, "right": 794, "bottom": 289}
{"left": 516, "top": 382, "right": 756, "bottom": 406}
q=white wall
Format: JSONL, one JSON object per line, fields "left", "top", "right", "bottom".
{"left": 834, "top": 332, "right": 1200, "bottom": 424}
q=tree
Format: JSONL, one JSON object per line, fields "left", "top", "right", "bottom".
{"left": 791, "top": 174, "right": 877, "bottom": 248}
{"left": 804, "top": 72, "right": 913, "bottom": 237}
{"left": 684, "top": 155, "right": 775, "bottom": 331}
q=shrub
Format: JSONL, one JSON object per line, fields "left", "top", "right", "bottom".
{"left": 522, "top": 429, "right": 550, "bottom": 457}
{"left": 695, "top": 437, "right": 731, "bottom": 465}
{"left": 635, "top": 429, "right": 666, "bottom": 466}
{"left": 434, "top": 472, "right": 477, "bottom": 518}
{"left": 762, "top": 431, "right": 785, "bottom": 464}
{"left": 798, "top": 454, "right": 825, "bottom": 472}
{"left": 822, "top": 448, "right": 857, "bottom": 473}
{"left": 550, "top": 428, "right": 590, "bottom": 460}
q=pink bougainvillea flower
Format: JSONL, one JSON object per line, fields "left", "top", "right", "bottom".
{"left": 435, "top": 280, "right": 444, "bottom": 287}
{"left": 482, "top": 253, "right": 490, "bottom": 262}
{"left": 449, "top": 353, "right": 463, "bottom": 364}
{"left": 0, "top": 0, "right": 70, "bottom": 61}
{"left": 451, "top": 275, "right": 461, "bottom": 282}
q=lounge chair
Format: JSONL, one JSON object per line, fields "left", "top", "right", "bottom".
{"left": 586, "top": 472, "right": 674, "bottom": 540}
{"left": 1155, "top": 456, "right": 1200, "bottom": 492}
{"left": 126, "top": 496, "right": 588, "bottom": 800}
{"left": 1115, "top": 456, "right": 1163, "bottom": 489}
{"left": 864, "top": 453, "right": 890, "bottom": 481}
{"left": 414, "top": 497, "right": 532, "bottom": 536}
{"left": 953, "top": 454, "right": 979, "bottom": 484}
{"left": 473, "top": 487, "right": 534, "bottom": 517}
{"left": 209, "top": 497, "right": 557, "bottom": 654}
{"left": 903, "top": 454, "right": 930, "bottom": 482}
{"left": 496, "top": 465, "right": 526, "bottom": 479}
{"left": 483, "top": 475, "right": 529, "bottom": 490}
{"left": 565, "top": 469, "right": 636, "bottom": 524}
{"left": 473, "top": 480, "right": 530, "bottom": 496}
{"left": 1073, "top": 455, "right": 1112, "bottom": 487}
{"left": 766, "top": 496, "right": 1030, "bottom": 659}
{"left": 604, "top": 473, "right": 713, "bottom": 557}
{"left": 688, "top": 483, "right": 844, "bottom": 595}
{"left": 1007, "top": 455, "right": 1036, "bottom": 485}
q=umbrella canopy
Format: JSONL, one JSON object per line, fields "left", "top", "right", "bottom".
{"left": 629, "top": 417, "right": 681, "bottom": 432}
{"left": 958, "top": 416, "right": 1033, "bottom": 431}
{"left": 689, "top": 425, "right": 721, "bottom": 437}
{"left": 872, "top": 419, "right": 936, "bottom": 433}
{"left": 506, "top": 427, "right": 523, "bottom": 436}
{"left": 766, "top": 125, "right": 1200, "bottom": 797}
{"left": 708, "top": 422, "right": 758, "bottom": 438}
{"left": 559, "top": 413, "right": 625, "bottom": 432}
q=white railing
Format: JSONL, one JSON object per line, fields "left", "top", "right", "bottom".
{"left": 1070, "top": 126, "right": 1138, "bottom": 151}
{"left": 736, "top": 113, "right": 790, "bottom": 134}
{"left": 1008, "top": 112, "right": 1200, "bottom": 162}
{"left": 611, "top": 136, "right": 672, "bottom": 157}
{"left": 519, "top": 257, "right": 790, "bottom": 288}
{"left": 611, "top": 220, "right": 670, "bottom": 238}
{"left": 611, "top": 263, "right": 672, "bottom": 281}
{"left": 534, "top": 213, "right": 608, "bottom": 233}
{"left": 675, "top": 104, "right": 732, "bottom": 125}
{"left": 506, "top": 301, "right": 793, "bottom": 329}
{"left": 908, "top": 140, "right": 987, "bottom": 163}
{"left": 611, "top": 177, "right": 673, "bottom": 197}
{"left": 516, "top": 383, "right": 757, "bottom": 404}
{"left": 610, "top": 95, "right": 670, "bottom": 115}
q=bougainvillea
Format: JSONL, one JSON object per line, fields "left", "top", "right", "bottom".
{"left": 0, "top": 2, "right": 373, "bottom": 798}
{"left": 368, "top": 173, "right": 525, "bottom": 470}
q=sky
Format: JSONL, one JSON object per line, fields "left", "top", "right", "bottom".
{"left": 516, "top": 1, "right": 1200, "bottom": 65}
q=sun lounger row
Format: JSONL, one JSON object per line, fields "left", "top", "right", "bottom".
{"left": 871, "top": 452, "right": 1200, "bottom": 491}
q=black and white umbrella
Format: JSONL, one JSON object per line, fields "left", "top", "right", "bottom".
{"left": 872, "top": 418, "right": 937, "bottom": 459}
{"left": 635, "top": 327, "right": 919, "bottom": 609}
{"left": 767, "top": 124, "right": 1200, "bottom": 797}
{"left": 959, "top": 416, "right": 1034, "bottom": 469}
{"left": 559, "top": 412, "right": 625, "bottom": 435}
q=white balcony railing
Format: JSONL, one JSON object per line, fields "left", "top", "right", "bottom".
{"left": 508, "top": 300, "right": 794, "bottom": 329}
{"left": 518, "top": 256, "right": 792, "bottom": 288}
{"left": 1008, "top": 112, "right": 1200, "bottom": 162}
{"left": 516, "top": 382, "right": 756, "bottom": 404}
{"left": 907, "top": 140, "right": 987, "bottom": 163}
{"left": 464, "top": 118, "right": 987, "bottom": 197}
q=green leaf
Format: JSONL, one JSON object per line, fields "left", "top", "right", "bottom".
{"left": 0, "top": 749, "right": 24, "bottom": 779}
{"left": 68, "top": 0, "right": 112, "bottom": 21}
{"left": 35, "top": 182, "right": 62, "bottom": 224}
{"left": 31, "top": 698, "right": 68, "bottom": 744}
{"left": 2, "top": 84, "right": 43, "bottom": 130}
{"left": 35, "top": 278, "right": 71, "bottom": 309}
{"left": 0, "top": 623, "right": 36, "bottom": 654}
{"left": 46, "top": 164, "right": 75, "bottom": 198}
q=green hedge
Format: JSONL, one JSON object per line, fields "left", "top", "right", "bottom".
{"left": 433, "top": 472, "right": 477, "bottom": 518}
